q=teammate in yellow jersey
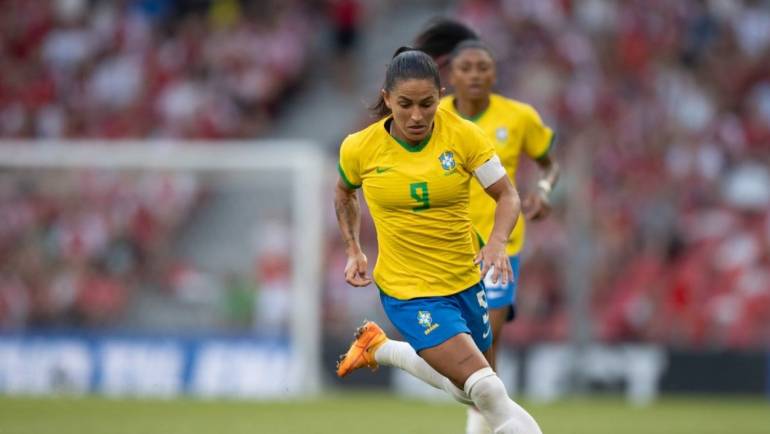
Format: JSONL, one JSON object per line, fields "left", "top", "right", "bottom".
{"left": 442, "top": 37, "right": 560, "bottom": 333}
{"left": 415, "top": 19, "right": 560, "bottom": 434}
{"left": 335, "top": 47, "right": 542, "bottom": 434}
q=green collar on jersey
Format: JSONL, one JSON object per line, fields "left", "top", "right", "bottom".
{"left": 392, "top": 132, "right": 432, "bottom": 152}
{"left": 454, "top": 97, "right": 490, "bottom": 123}
{"left": 386, "top": 118, "right": 432, "bottom": 152}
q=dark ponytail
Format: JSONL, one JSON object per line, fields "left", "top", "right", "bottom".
{"left": 370, "top": 46, "right": 441, "bottom": 118}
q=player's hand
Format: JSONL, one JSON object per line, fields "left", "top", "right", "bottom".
{"left": 474, "top": 240, "right": 512, "bottom": 285}
{"left": 344, "top": 251, "right": 372, "bottom": 287}
{"left": 523, "top": 190, "right": 551, "bottom": 221}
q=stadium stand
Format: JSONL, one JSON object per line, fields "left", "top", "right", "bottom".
{"left": 0, "top": 0, "right": 314, "bottom": 139}
{"left": 323, "top": 0, "right": 770, "bottom": 351}
{"left": 450, "top": 0, "right": 770, "bottom": 349}
{"left": 0, "top": 0, "right": 317, "bottom": 328}
{"left": 1, "top": 0, "right": 768, "bottom": 351}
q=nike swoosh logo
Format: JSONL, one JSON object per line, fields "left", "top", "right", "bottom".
{"left": 375, "top": 167, "right": 392, "bottom": 173}
{"left": 482, "top": 326, "right": 491, "bottom": 339}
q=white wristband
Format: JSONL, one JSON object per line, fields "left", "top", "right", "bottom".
{"left": 537, "top": 179, "right": 552, "bottom": 195}
{"left": 474, "top": 155, "right": 506, "bottom": 188}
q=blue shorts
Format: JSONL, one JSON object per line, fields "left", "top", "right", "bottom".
{"left": 482, "top": 255, "right": 520, "bottom": 311}
{"left": 379, "top": 282, "right": 492, "bottom": 353}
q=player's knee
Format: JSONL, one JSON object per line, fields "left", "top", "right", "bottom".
{"left": 463, "top": 368, "right": 542, "bottom": 434}
{"left": 463, "top": 367, "right": 505, "bottom": 405}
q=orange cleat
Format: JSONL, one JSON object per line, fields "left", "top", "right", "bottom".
{"left": 336, "top": 320, "right": 388, "bottom": 377}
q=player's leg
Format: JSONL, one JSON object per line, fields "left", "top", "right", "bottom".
{"left": 467, "top": 255, "right": 520, "bottom": 433}
{"left": 337, "top": 332, "right": 540, "bottom": 434}
{"left": 466, "top": 309, "right": 507, "bottom": 433}
{"left": 466, "top": 307, "right": 511, "bottom": 433}
{"left": 461, "top": 364, "right": 542, "bottom": 434}
{"left": 338, "top": 283, "right": 541, "bottom": 433}
{"left": 337, "top": 286, "right": 482, "bottom": 404}
{"left": 336, "top": 320, "right": 472, "bottom": 404}
{"left": 420, "top": 284, "right": 540, "bottom": 434}
{"left": 337, "top": 287, "right": 487, "bottom": 403}
{"left": 466, "top": 406, "right": 490, "bottom": 434}
{"left": 482, "top": 254, "right": 521, "bottom": 372}
{"left": 471, "top": 256, "right": 521, "bottom": 433}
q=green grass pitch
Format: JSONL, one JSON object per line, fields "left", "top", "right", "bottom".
{"left": 1, "top": 393, "right": 768, "bottom": 434}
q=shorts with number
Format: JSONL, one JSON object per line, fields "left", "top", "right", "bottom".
{"left": 482, "top": 255, "right": 520, "bottom": 310}
{"left": 379, "top": 282, "right": 492, "bottom": 353}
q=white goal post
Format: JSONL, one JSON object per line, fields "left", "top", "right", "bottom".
{"left": 0, "top": 140, "right": 326, "bottom": 397}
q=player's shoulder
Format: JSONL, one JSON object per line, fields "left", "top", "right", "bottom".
{"left": 438, "top": 95, "right": 455, "bottom": 111}
{"left": 435, "top": 107, "right": 490, "bottom": 159}
{"left": 491, "top": 94, "right": 541, "bottom": 120}
{"left": 341, "top": 117, "right": 388, "bottom": 153}
{"left": 436, "top": 105, "right": 484, "bottom": 138}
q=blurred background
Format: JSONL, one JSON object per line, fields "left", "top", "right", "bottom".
{"left": 1, "top": 0, "right": 769, "bottom": 422}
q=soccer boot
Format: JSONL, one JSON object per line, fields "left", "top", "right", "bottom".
{"left": 336, "top": 320, "right": 387, "bottom": 377}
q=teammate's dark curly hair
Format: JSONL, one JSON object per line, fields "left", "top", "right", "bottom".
{"left": 413, "top": 18, "right": 479, "bottom": 60}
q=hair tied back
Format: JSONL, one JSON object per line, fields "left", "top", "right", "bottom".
{"left": 392, "top": 46, "right": 416, "bottom": 58}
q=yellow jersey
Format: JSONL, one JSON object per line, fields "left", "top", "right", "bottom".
{"left": 439, "top": 94, "right": 554, "bottom": 255}
{"left": 338, "top": 107, "right": 496, "bottom": 300}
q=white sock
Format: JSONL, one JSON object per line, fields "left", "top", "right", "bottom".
{"left": 464, "top": 368, "right": 542, "bottom": 434}
{"left": 375, "top": 339, "right": 474, "bottom": 405}
{"left": 466, "top": 406, "right": 492, "bottom": 434}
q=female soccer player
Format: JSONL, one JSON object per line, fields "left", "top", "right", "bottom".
{"left": 334, "top": 48, "right": 542, "bottom": 434}
{"left": 416, "top": 20, "right": 560, "bottom": 434}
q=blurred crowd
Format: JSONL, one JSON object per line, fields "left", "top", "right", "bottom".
{"left": 0, "top": 0, "right": 319, "bottom": 328}
{"left": 0, "top": 0, "right": 314, "bottom": 138}
{"left": 448, "top": 0, "right": 770, "bottom": 349}
{"left": 324, "top": 0, "right": 770, "bottom": 350}
{"left": 1, "top": 0, "right": 768, "bottom": 351}
{"left": 0, "top": 170, "right": 199, "bottom": 327}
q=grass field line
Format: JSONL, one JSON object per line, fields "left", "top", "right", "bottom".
{"left": 1, "top": 393, "right": 768, "bottom": 434}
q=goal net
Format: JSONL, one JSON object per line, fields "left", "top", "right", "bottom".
{"left": 0, "top": 140, "right": 326, "bottom": 398}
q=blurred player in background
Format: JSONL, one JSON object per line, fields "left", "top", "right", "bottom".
{"left": 415, "top": 19, "right": 559, "bottom": 434}
{"left": 414, "top": 18, "right": 479, "bottom": 84}
{"left": 334, "top": 47, "right": 542, "bottom": 434}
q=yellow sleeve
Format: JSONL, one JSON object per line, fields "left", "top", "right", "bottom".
{"left": 521, "top": 105, "right": 555, "bottom": 160}
{"left": 462, "top": 122, "right": 496, "bottom": 172}
{"left": 337, "top": 135, "right": 362, "bottom": 189}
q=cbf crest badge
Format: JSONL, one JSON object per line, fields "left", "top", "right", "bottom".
{"left": 417, "top": 310, "right": 432, "bottom": 328}
{"left": 439, "top": 151, "right": 456, "bottom": 172}
{"left": 417, "top": 310, "right": 440, "bottom": 335}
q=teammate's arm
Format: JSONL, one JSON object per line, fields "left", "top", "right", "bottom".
{"left": 524, "top": 153, "right": 560, "bottom": 221}
{"left": 475, "top": 175, "right": 520, "bottom": 285}
{"left": 334, "top": 178, "right": 372, "bottom": 287}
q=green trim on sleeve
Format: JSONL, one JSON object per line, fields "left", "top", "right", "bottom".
{"left": 534, "top": 132, "right": 556, "bottom": 162}
{"left": 337, "top": 163, "right": 361, "bottom": 189}
{"left": 475, "top": 230, "right": 486, "bottom": 249}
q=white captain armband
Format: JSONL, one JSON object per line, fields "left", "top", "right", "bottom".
{"left": 473, "top": 155, "right": 506, "bottom": 188}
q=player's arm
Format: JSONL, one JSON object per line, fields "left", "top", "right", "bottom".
{"left": 524, "top": 153, "right": 560, "bottom": 221}
{"left": 520, "top": 104, "right": 560, "bottom": 221}
{"left": 334, "top": 179, "right": 372, "bottom": 287}
{"left": 473, "top": 156, "right": 521, "bottom": 285}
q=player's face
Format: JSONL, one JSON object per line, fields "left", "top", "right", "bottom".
{"left": 383, "top": 78, "right": 442, "bottom": 144}
{"left": 449, "top": 48, "right": 495, "bottom": 101}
